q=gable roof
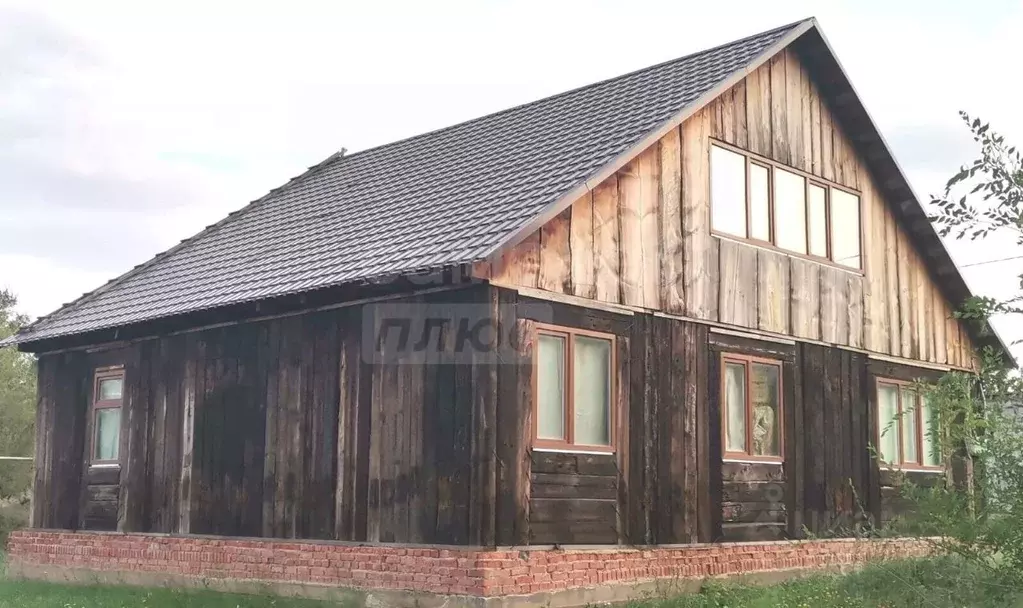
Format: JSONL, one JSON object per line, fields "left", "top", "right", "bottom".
{"left": 5, "top": 18, "right": 1011, "bottom": 363}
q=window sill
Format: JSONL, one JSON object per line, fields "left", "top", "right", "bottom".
{"left": 722, "top": 458, "right": 784, "bottom": 465}
{"left": 533, "top": 447, "right": 615, "bottom": 456}
{"left": 880, "top": 465, "right": 945, "bottom": 474}
{"left": 88, "top": 463, "right": 121, "bottom": 470}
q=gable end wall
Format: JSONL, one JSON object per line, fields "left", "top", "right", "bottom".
{"left": 481, "top": 47, "right": 978, "bottom": 370}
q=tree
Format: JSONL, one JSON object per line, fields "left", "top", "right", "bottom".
{"left": 0, "top": 289, "right": 35, "bottom": 499}
{"left": 929, "top": 111, "right": 1023, "bottom": 324}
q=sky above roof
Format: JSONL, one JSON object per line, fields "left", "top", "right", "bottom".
{"left": 2, "top": 0, "right": 1021, "bottom": 357}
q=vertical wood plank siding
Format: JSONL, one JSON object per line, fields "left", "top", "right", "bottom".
{"left": 35, "top": 286, "right": 499, "bottom": 544}
{"left": 485, "top": 47, "right": 979, "bottom": 368}
{"left": 33, "top": 289, "right": 950, "bottom": 544}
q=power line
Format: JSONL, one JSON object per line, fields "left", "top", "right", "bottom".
{"left": 960, "top": 255, "right": 1023, "bottom": 268}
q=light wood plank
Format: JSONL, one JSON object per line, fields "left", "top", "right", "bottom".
{"left": 639, "top": 147, "right": 662, "bottom": 310}
{"left": 913, "top": 252, "right": 928, "bottom": 360}
{"left": 810, "top": 88, "right": 822, "bottom": 177}
{"left": 862, "top": 178, "right": 888, "bottom": 353}
{"left": 492, "top": 231, "right": 539, "bottom": 289}
{"left": 570, "top": 192, "right": 595, "bottom": 299}
{"left": 785, "top": 50, "right": 807, "bottom": 172}
{"left": 619, "top": 159, "right": 643, "bottom": 306}
{"left": 946, "top": 311, "right": 960, "bottom": 367}
{"left": 847, "top": 274, "right": 864, "bottom": 349}
{"left": 709, "top": 97, "right": 726, "bottom": 141}
{"left": 820, "top": 266, "right": 849, "bottom": 344}
{"left": 732, "top": 80, "right": 748, "bottom": 149}
{"left": 769, "top": 54, "right": 790, "bottom": 165}
{"left": 799, "top": 62, "right": 813, "bottom": 175}
{"left": 660, "top": 127, "right": 685, "bottom": 313}
{"left": 896, "top": 228, "right": 912, "bottom": 358}
{"left": 538, "top": 207, "right": 571, "bottom": 294}
{"left": 884, "top": 208, "right": 901, "bottom": 355}
{"left": 757, "top": 249, "right": 789, "bottom": 334}
{"left": 682, "top": 108, "right": 718, "bottom": 320}
{"left": 820, "top": 100, "right": 835, "bottom": 182}
{"left": 790, "top": 258, "right": 821, "bottom": 340}
{"left": 956, "top": 321, "right": 967, "bottom": 369}
{"left": 719, "top": 240, "right": 757, "bottom": 327}
{"left": 934, "top": 284, "right": 947, "bottom": 364}
{"left": 745, "top": 64, "right": 771, "bottom": 157}
{"left": 593, "top": 176, "right": 621, "bottom": 304}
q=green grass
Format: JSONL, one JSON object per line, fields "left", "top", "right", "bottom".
{"left": 0, "top": 581, "right": 340, "bottom": 607}
{"left": 0, "top": 551, "right": 341, "bottom": 608}
{"left": 627, "top": 556, "right": 1023, "bottom": 608}
{"left": 0, "top": 553, "right": 1020, "bottom": 607}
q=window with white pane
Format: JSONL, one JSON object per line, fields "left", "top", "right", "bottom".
{"left": 722, "top": 354, "right": 783, "bottom": 461}
{"left": 709, "top": 142, "right": 862, "bottom": 269}
{"left": 876, "top": 379, "right": 941, "bottom": 468}
{"left": 535, "top": 325, "right": 615, "bottom": 452}
{"left": 92, "top": 369, "right": 124, "bottom": 464}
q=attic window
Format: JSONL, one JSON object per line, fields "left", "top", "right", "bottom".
{"left": 710, "top": 142, "right": 862, "bottom": 270}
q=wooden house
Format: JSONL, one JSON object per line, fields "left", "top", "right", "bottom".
{"left": 3, "top": 18, "right": 1010, "bottom": 548}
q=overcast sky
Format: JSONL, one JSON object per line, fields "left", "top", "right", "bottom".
{"left": 2, "top": 0, "right": 1021, "bottom": 358}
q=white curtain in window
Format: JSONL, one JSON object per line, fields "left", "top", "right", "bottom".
{"left": 94, "top": 408, "right": 121, "bottom": 461}
{"left": 574, "top": 337, "right": 611, "bottom": 446}
{"left": 537, "top": 335, "right": 566, "bottom": 440}
{"left": 725, "top": 363, "right": 746, "bottom": 453}
{"left": 877, "top": 385, "right": 900, "bottom": 464}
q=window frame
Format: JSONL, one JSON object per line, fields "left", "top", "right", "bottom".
{"left": 532, "top": 323, "right": 617, "bottom": 453}
{"left": 709, "top": 139, "right": 863, "bottom": 273}
{"left": 875, "top": 378, "right": 943, "bottom": 471}
{"left": 720, "top": 353, "right": 785, "bottom": 463}
{"left": 90, "top": 368, "right": 125, "bottom": 466}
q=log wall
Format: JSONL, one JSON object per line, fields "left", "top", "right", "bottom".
{"left": 483, "top": 48, "right": 978, "bottom": 370}
{"left": 32, "top": 286, "right": 496, "bottom": 545}
{"left": 32, "top": 286, "right": 948, "bottom": 544}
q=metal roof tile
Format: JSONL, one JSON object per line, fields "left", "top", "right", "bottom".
{"left": 12, "top": 20, "right": 803, "bottom": 344}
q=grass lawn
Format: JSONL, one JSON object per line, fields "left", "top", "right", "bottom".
{"left": 0, "top": 551, "right": 341, "bottom": 607}
{"left": 0, "top": 552, "right": 1020, "bottom": 607}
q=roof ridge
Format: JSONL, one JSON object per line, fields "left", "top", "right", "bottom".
{"left": 17, "top": 149, "right": 349, "bottom": 335}
{"left": 337, "top": 17, "right": 813, "bottom": 163}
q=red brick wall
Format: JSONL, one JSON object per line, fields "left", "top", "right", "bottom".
{"left": 5, "top": 530, "right": 930, "bottom": 598}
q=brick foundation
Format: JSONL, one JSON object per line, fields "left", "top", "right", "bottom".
{"left": 5, "top": 530, "right": 931, "bottom": 606}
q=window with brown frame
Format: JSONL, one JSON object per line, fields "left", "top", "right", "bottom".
{"left": 721, "top": 354, "right": 783, "bottom": 461}
{"left": 877, "top": 379, "right": 941, "bottom": 468}
{"left": 91, "top": 369, "right": 124, "bottom": 465}
{"left": 709, "top": 142, "right": 862, "bottom": 270}
{"left": 534, "top": 324, "right": 615, "bottom": 452}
